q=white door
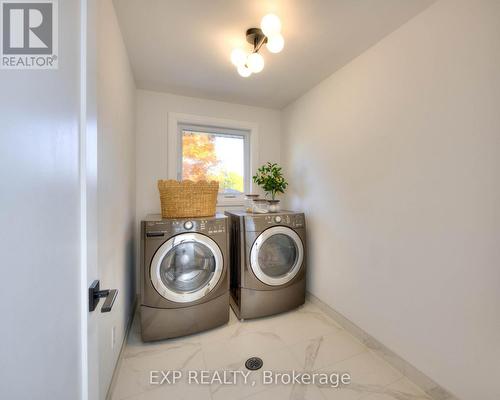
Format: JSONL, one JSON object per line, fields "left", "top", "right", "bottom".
{"left": 250, "top": 226, "right": 304, "bottom": 286}
{"left": 0, "top": 1, "right": 98, "bottom": 400}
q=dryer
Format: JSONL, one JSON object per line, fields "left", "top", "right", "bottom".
{"left": 140, "top": 214, "right": 229, "bottom": 341}
{"left": 225, "top": 210, "right": 306, "bottom": 320}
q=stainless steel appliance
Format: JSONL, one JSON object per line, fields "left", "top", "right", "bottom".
{"left": 140, "top": 214, "right": 229, "bottom": 341}
{"left": 225, "top": 210, "right": 306, "bottom": 320}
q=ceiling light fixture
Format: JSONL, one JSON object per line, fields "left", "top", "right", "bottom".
{"left": 230, "top": 13, "right": 284, "bottom": 77}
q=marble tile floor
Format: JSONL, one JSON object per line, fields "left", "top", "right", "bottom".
{"left": 109, "top": 301, "right": 430, "bottom": 400}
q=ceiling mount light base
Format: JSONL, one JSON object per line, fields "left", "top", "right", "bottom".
{"left": 246, "top": 28, "right": 267, "bottom": 50}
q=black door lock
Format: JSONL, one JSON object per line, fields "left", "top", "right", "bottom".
{"left": 89, "top": 280, "right": 118, "bottom": 313}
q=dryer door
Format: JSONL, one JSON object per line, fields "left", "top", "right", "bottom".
{"left": 250, "top": 226, "right": 304, "bottom": 286}
{"left": 150, "top": 233, "right": 223, "bottom": 303}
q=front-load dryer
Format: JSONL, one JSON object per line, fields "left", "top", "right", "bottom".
{"left": 140, "top": 214, "right": 229, "bottom": 341}
{"left": 225, "top": 210, "right": 306, "bottom": 320}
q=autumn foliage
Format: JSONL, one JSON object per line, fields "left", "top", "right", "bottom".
{"left": 182, "top": 132, "right": 244, "bottom": 193}
{"left": 182, "top": 132, "right": 218, "bottom": 181}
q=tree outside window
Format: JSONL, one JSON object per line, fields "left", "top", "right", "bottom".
{"left": 181, "top": 130, "right": 245, "bottom": 194}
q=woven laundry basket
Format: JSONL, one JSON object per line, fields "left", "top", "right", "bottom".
{"left": 158, "top": 180, "right": 219, "bottom": 218}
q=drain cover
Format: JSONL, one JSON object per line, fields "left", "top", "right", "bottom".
{"left": 245, "top": 357, "right": 263, "bottom": 371}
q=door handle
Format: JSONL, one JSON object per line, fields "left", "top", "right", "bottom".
{"left": 89, "top": 280, "right": 118, "bottom": 313}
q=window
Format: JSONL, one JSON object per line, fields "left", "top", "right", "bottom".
{"left": 178, "top": 124, "right": 250, "bottom": 200}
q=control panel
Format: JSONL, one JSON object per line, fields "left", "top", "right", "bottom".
{"left": 145, "top": 217, "right": 226, "bottom": 237}
{"left": 244, "top": 213, "right": 305, "bottom": 231}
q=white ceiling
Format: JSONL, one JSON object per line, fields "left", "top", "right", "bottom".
{"left": 113, "top": 0, "right": 435, "bottom": 109}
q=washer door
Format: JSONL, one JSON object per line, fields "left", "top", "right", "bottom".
{"left": 250, "top": 226, "right": 304, "bottom": 286}
{"left": 150, "top": 233, "right": 223, "bottom": 303}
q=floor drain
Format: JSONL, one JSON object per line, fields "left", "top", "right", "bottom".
{"left": 245, "top": 357, "right": 263, "bottom": 371}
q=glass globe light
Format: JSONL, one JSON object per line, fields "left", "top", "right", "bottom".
{"left": 266, "top": 33, "right": 284, "bottom": 53}
{"left": 231, "top": 48, "right": 247, "bottom": 66}
{"left": 261, "top": 14, "right": 281, "bottom": 37}
{"left": 237, "top": 64, "right": 252, "bottom": 77}
{"left": 247, "top": 52, "right": 265, "bottom": 73}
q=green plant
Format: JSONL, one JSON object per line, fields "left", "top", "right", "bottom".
{"left": 252, "top": 162, "right": 288, "bottom": 200}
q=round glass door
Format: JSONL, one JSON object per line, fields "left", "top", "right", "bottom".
{"left": 250, "top": 226, "right": 304, "bottom": 286}
{"left": 150, "top": 233, "right": 223, "bottom": 303}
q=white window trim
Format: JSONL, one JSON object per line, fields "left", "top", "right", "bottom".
{"left": 167, "top": 112, "right": 259, "bottom": 206}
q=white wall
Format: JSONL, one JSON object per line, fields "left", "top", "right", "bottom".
{"left": 135, "top": 90, "right": 281, "bottom": 284}
{"left": 0, "top": 1, "right": 83, "bottom": 399}
{"left": 281, "top": 1, "right": 500, "bottom": 399}
{"left": 97, "top": 0, "right": 136, "bottom": 398}
{"left": 136, "top": 90, "right": 281, "bottom": 218}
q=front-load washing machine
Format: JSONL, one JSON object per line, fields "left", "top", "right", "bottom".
{"left": 140, "top": 214, "right": 229, "bottom": 341}
{"left": 225, "top": 210, "right": 306, "bottom": 320}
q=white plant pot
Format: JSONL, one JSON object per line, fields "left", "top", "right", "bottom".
{"left": 268, "top": 200, "right": 281, "bottom": 213}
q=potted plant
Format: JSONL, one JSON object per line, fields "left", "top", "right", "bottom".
{"left": 252, "top": 162, "right": 288, "bottom": 212}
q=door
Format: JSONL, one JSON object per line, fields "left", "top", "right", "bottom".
{"left": 250, "top": 226, "right": 304, "bottom": 286}
{"left": 0, "top": 1, "right": 96, "bottom": 399}
{"left": 151, "top": 233, "right": 224, "bottom": 302}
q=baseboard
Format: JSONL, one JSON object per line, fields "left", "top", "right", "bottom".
{"left": 105, "top": 295, "right": 138, "bottom": 400}
{"left": 306, "top": 292, "right": 460, "bottom": 400}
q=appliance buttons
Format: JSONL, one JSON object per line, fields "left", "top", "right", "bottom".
{"left": 184, "top": 221, "right": 193, "bottom": 230}
{"left": 275, "top": 216, "right": 282, "bottom": 223}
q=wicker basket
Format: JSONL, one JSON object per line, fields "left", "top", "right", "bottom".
{"left": 158, "top": 180, "right": 219, "bottom": 218}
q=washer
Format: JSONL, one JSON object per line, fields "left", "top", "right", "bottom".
{"left": 225, "top": 210, "right": 306, "bottom": 320}
{"left": 140, "top": 214, "right": 229, "bottom": 341}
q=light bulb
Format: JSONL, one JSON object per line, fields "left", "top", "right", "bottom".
{"left": 261, "top": 13, "right": 281, "bottom": 37}
{"left": 266, "top": 33, "right": 284, "bottom": 53}
{"left": 237, "top": 64, "right": 252, "bottom": 77}
{"left": 231, "top": 48, "right": 247, "bottom": 67}
{"left": 247, "top": 53, "right": 264, "bottom": 73}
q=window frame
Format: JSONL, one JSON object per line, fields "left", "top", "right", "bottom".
{"left": 167, "top": 113, "right": 259, "bottom": 206}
